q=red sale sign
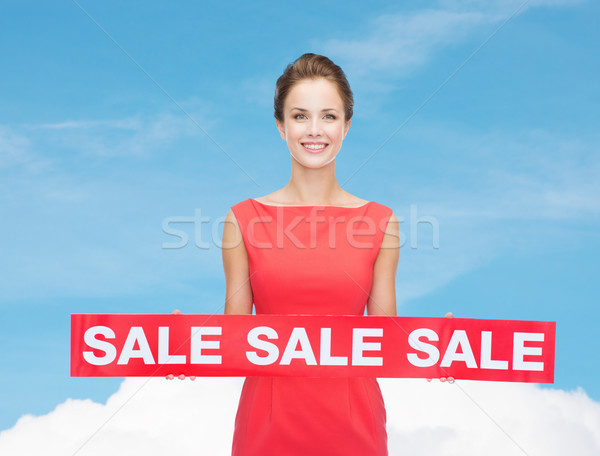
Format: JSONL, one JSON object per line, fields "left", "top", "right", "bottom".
{"left": 71, "top": 314, "right": 555, "bottom": 383}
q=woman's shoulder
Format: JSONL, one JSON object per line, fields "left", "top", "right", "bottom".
{"left": 228, "top": 198, "right": 253, "bottom": 222}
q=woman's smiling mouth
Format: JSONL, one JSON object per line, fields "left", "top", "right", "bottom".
{"left": 301, "top": 142, "right": 328, "bottom": 153}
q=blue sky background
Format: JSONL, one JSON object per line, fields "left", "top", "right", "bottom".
{"left": 1, "top": 0, "right": 598, "bottom": 432}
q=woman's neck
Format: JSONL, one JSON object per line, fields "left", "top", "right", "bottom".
{"left": 281, "top": 161, "right": 346, "bottom": 205}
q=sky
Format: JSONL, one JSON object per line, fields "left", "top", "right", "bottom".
{"left": 1, "top": 0, "right": 599, "bottom": 454}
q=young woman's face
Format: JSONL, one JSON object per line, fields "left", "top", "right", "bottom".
{"left": 276, "top": 78, "right": 351, "bottom": 169}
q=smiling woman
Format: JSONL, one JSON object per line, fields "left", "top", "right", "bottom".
{"left": 276, "top": 78, "right": 351, "bottom": 168}
{"left": 218, "top": 53, "right": 400, "bottom": 456}
{"left": 273, "top": 54, "right": 353, "bottom": 171}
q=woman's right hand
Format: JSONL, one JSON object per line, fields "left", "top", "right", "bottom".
{"left": 165, "top": 309, "right": 196, "bottom": 381}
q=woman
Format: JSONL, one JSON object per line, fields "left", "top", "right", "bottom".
{"left": 222, "top": 53, "right": 400, "bottom": 456}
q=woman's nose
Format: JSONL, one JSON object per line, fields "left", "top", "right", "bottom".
{"left": 307, "top": 118, "right": 322, "bottom": 136}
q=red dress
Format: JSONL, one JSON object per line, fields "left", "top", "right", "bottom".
{"left": 230, "top": 198, "right": 393, "bottom": 456}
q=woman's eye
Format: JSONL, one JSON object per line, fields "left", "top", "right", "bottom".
{"left": 324, "top": 114, "right": 336, "bottom": 120}
{"left": 294, "top": 114, "right": 307, "bottom": 120}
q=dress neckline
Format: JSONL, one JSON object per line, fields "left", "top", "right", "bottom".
{"left": 250, "top": 198, "right": 372, "bottom": 209}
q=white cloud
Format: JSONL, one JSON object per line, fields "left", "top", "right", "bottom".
{"left": 33, "top": 111, "right": 214, "bottom": 158}
{"left": 410, "top": 127, "right": 600, "bottom": 221}
{"left": 0, "top": 126, "right": 30, "bottom": 168}
{"left": 385, "top": 127, "right": 600, "bottom": 305}
{"left": 0, "top": 114, "right": 230, "bottom": 301}
{"left": 0, "top": 378, "right": 598, "bottom": 455}
{"left": 383, "top": 379, "right": 600, "bottom": 455}
{"left": 0, "top": 377, "right": 244, "bottom": 455}
{"left": 321, "top": 9, "right": 488, "bottom": 78}
{"left": 439, "top": 0, "right": 587, "bottom": 12}
{"left": 318, "top": 0, "right": 584, "bottom": 80}
{"left": 38, "top": 119, "right": 143, "bottom": 130}
{"left": 0, "top": 125, "right": 51, "bottom": 173}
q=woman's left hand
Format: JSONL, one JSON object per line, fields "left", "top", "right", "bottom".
{"left": 166, "top": 374, "right": 196, "bottom": 381}
{"left": 165, "top": 309, "right": 196, "bottom": 381}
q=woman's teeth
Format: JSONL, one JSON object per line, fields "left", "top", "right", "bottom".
{"left": 303, "top": 143, "right": 326, "bottom": 150}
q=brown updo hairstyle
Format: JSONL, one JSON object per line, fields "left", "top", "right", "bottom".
{"left": 274, "top": 53, "right": 354, "bottom": 124}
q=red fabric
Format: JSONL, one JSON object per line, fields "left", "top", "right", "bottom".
{"left": 230, "top": 198, "right": 393, "bottom": 456}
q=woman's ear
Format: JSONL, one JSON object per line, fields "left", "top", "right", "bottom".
{"left": 343, "top": 118, "right": 352, "bottom": 139}
{"left": 275, "top": 119, "right": 286, "bottom": 141}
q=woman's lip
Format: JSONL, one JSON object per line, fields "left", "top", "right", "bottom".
{"left": 301, "top": 143, "right": 328, "bottom": 154}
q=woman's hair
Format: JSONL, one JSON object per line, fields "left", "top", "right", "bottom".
{"left": 274, "top": 53, "right": 353, "bottom": 123}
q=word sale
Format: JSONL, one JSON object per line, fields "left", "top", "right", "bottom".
{"left": 71, "top": 314, "right": 555, "bottom": 383}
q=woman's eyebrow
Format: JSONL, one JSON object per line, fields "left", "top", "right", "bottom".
{"left": 290, "top": 107, "right": 339, "bottom": 113}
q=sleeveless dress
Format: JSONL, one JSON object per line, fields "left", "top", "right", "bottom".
{"left": 230, "top": 198, "right": 394, "bottom": 456}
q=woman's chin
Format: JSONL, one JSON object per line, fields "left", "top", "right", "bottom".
{"left": 290, "top": 152, "right": 337, "bottom": 169}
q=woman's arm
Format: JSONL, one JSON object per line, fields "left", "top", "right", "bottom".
{"left": 222, "top": 209, "right": 253, "bottom": 315}
{"left": 367, "top": 213, "right": 400, "bottom": 316}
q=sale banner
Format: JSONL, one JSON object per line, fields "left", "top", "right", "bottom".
{"left": 71, "top": 314, "right": 555, "bottom": 383}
